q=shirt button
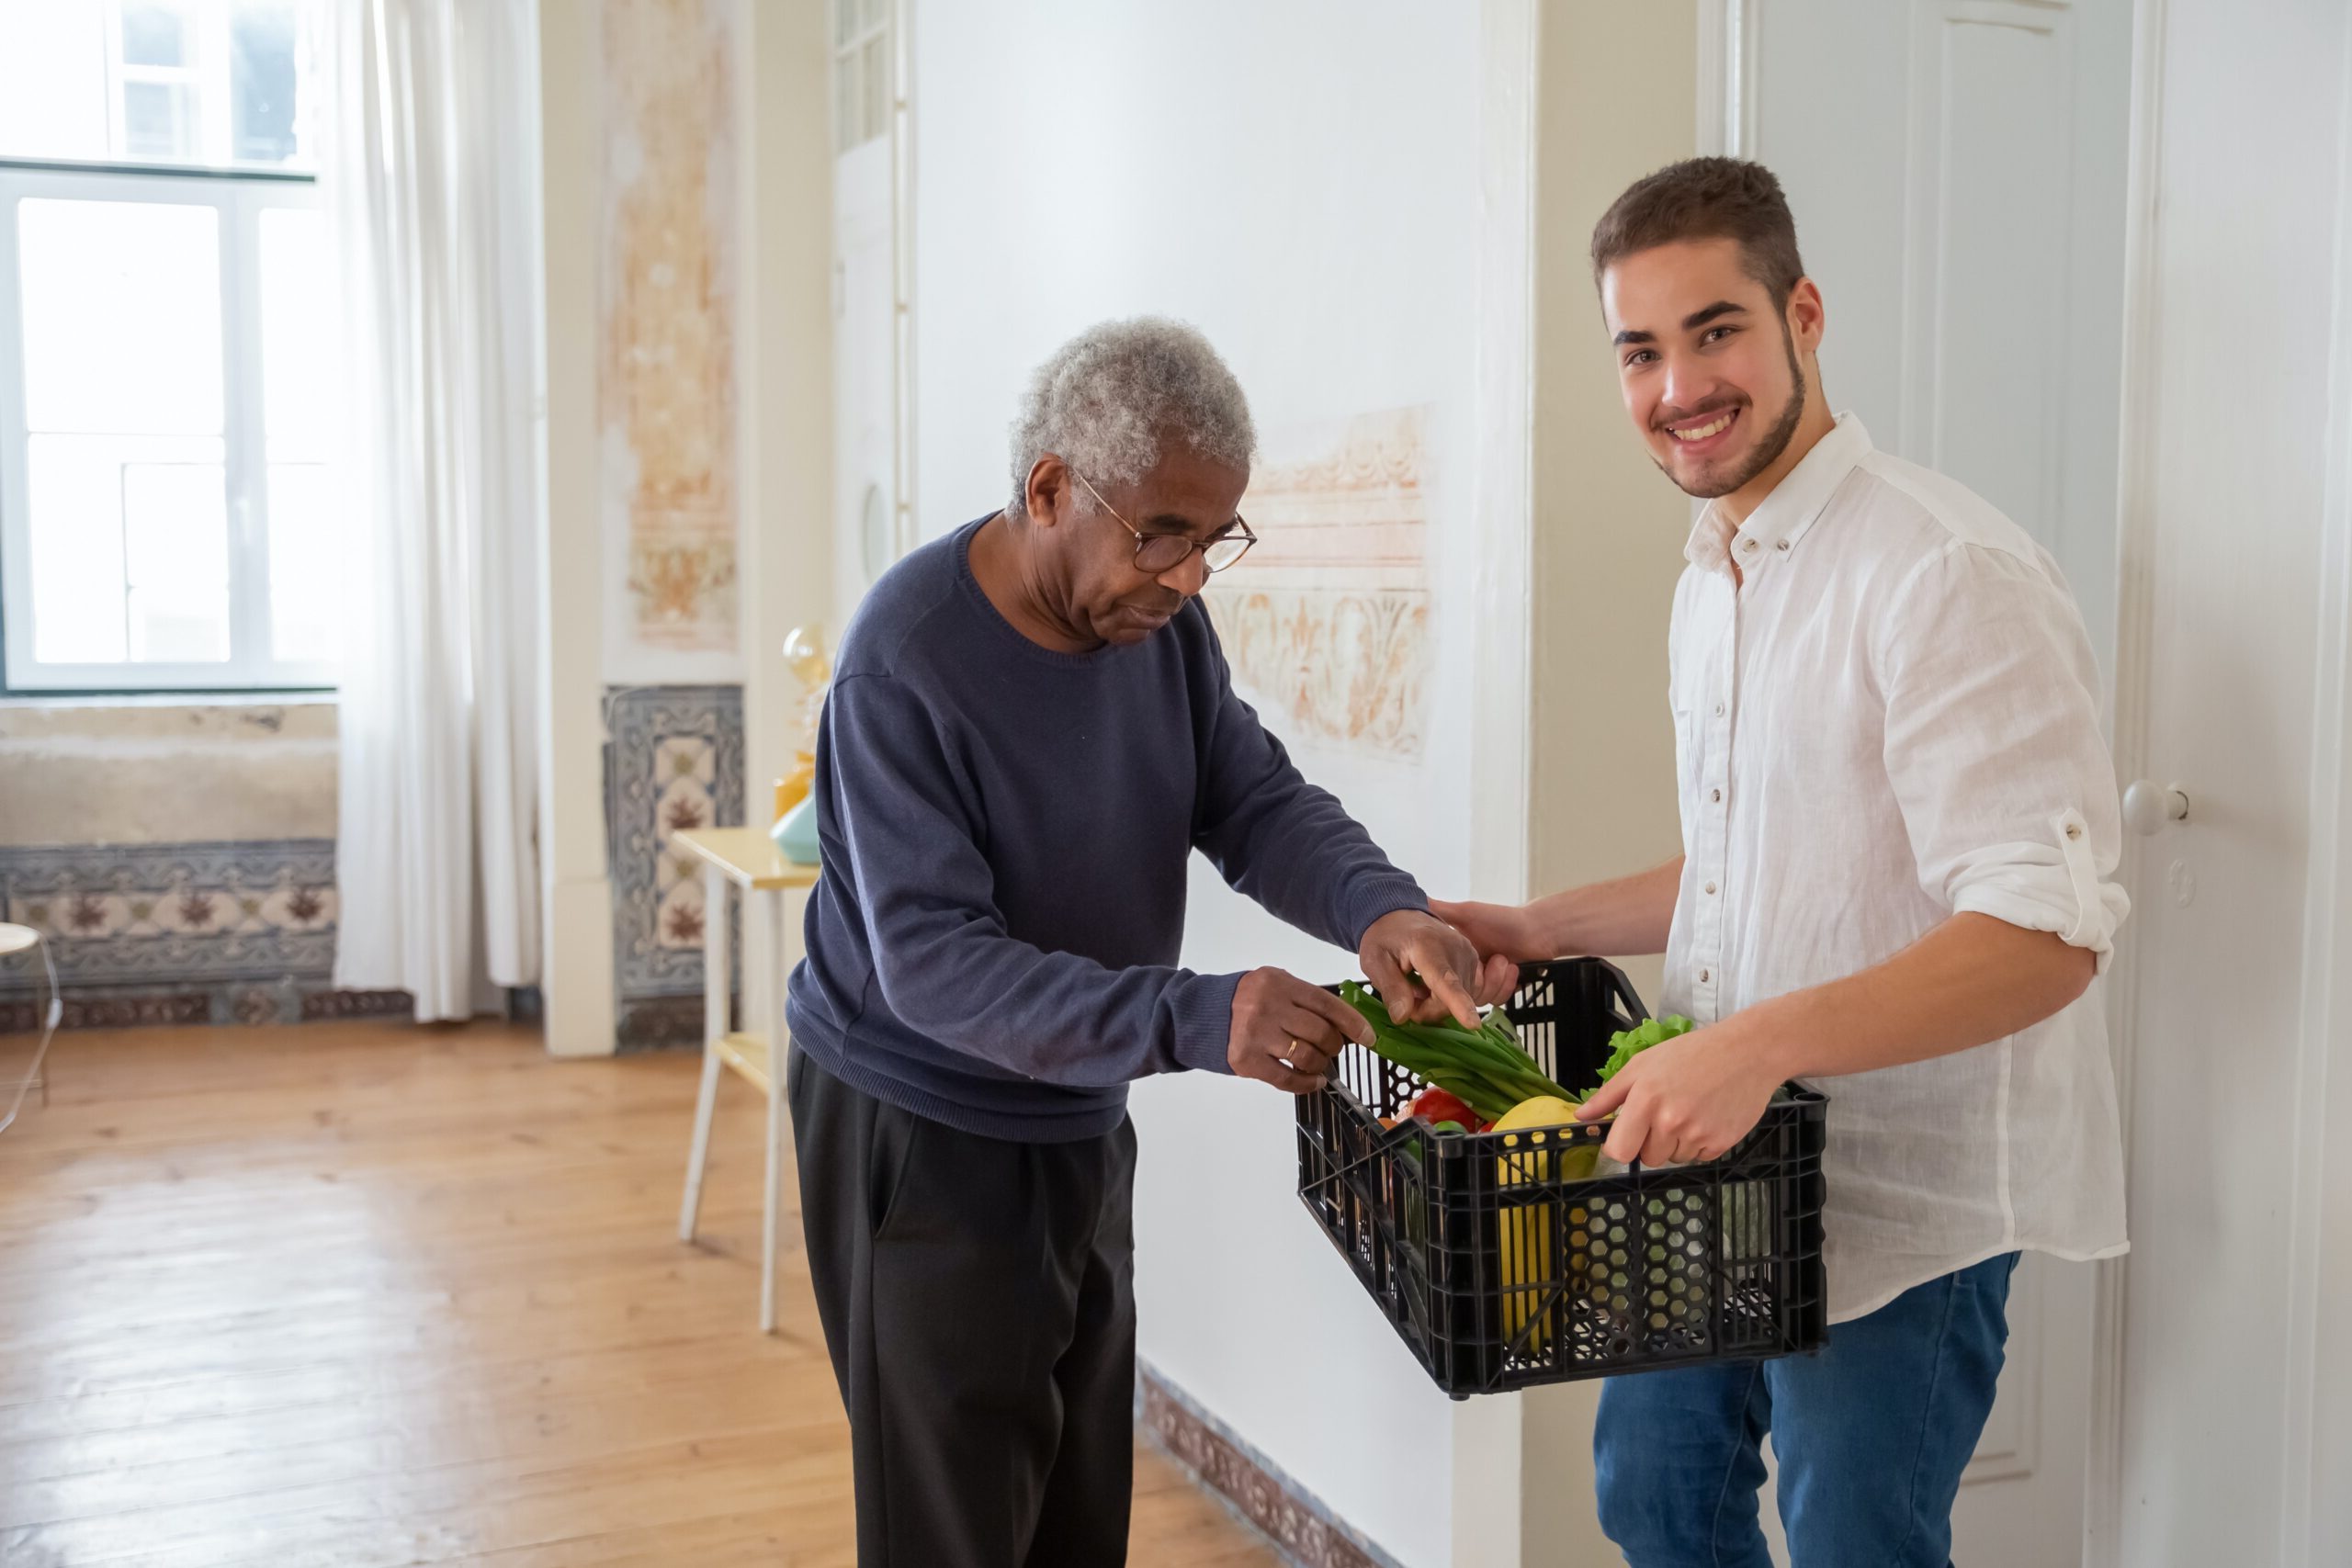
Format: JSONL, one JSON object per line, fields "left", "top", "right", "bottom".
{"left": 1776, "top": 539, "right": 1790, "bottom": 552}
{"left": 1713, "top": 702, "right": 1726, "bottom": 717}
{"left": 2066, "top": 823, "right": 2083, "bottom": 840}
{"left": 1704, "top": 882, "right": 1717, "bottom": 896}
{"left": 1699, "top": 968, "right": 1711, "bottom": 984}
{"left": 1742, "top": 539, "right": 1758, "bottom": 552}
{"left": 1710, "top": 788, "right": 1723, "bottom": 804}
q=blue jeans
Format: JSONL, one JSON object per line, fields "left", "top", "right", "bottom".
{"left": 1594, "top": 1253, "right": 2019, "bottom": 1568}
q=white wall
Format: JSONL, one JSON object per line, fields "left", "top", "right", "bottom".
{"left": 1520, "top": 4, "right": 1699, "bottom": 1558}
{"left": 737, "top": 1, "right": 833, "bottom": 1053}
{"left": 908, "top": 5, "right": 1530, "bottom": 1562}
{"left": 0, "top": 700, "right": 335, "bottom": 847}
{"left": 538, "top": 0, "right": 617, "bottom": 1055}
{"left": 535, "top": 1, "right": 831, "bottom": 1055}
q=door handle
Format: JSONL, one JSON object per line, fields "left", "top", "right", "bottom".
{"left": 2121, "top": 780, "right": 2190, "bottom": 837}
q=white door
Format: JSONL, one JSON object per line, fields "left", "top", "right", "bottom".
{"left": 1724, "top": 1, "right": 2135, "bottom": 1561}
{"left": 2100, "top": 4, "right": 2352, "bottom": 1564}
{"left": 831, "top": 2, "right": 899, "bottom": 633}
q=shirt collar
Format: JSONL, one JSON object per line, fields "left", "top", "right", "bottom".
{"left": 1683, "top": 412, "right": 1873, "bottom": 575}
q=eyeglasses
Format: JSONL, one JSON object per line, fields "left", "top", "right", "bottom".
{"left": 1071, "top": 469, "right": 1257, "bottom": 575}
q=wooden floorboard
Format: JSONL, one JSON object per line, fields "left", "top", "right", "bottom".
{"left": 0, "top": 1021, "right": 1277, "bottom": 1567}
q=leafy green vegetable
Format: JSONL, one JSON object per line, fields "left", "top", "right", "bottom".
{"left": 1597, "top": 1014, "right": 1698, "bottom": 1085}
{"left": 1337, "top": 981, "right": 1577, "bottom": 1123}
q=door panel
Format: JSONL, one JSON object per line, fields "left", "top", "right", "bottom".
{"left": 832, "top": 131, "right": 894, "bottom": 632}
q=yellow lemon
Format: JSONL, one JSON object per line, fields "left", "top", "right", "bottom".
{"left": 1492, "top": 1097, "right": 1591, "bottom": 1354}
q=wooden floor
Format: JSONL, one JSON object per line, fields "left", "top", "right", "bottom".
{"left": 0, "top": 1021, "right": 1277, "bottom": 1567}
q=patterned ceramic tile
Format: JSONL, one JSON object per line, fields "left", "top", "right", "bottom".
{"left": 2, "top": 840, "right": 338, "bottom": 986}
{"left": 605, "top": 684, "right": 744, "bottom": 1047}
{"left": 0, "top": 838, "right": 406, "bottom": 1032}
{"left": 600, "top": 0, "right": 741, "bottom": 658}
{"left": 1206, "top": 408, "right": 1433, "bottom": 759}
{"left": 1138, "top": 1368, "right": 1400, "bottom": 1568}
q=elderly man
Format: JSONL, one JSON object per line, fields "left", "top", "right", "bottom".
{"left": 785, "top": 318, "right": 1507, "bottom": 1566}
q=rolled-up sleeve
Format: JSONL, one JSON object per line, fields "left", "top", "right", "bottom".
{"left": 1877, "top": 541, "right": 2132, "bottom": 968}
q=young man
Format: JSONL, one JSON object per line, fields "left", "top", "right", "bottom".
{"left": 786, "top": 318, "right": 1511, "bottom": 1567}
{"left": 1438, "top": 159, "right": 2129, "bottom": 1566}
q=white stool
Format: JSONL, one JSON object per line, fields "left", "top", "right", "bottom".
{"left": 669, "top": 829, "right": 817, "bottom": 1332}
{"left": 2, "top": 922, "right": 58, "bottom": 1134}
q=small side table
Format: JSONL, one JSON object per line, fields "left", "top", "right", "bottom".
{"left": 669, "top": 828, "right": 820, "bottom": 1333}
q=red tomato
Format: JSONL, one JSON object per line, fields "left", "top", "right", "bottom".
{"left": 1404, "top": 1088, "right": 1477, "bottom": 1128}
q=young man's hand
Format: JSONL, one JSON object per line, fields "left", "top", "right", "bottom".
{"left": 1359, "top": 908, "right": 1518, "bottom": 1030}
{"left": 1429, "top": 898, "right": 1551, "bottom": 963}
{"left": 1228, "top": 967, "right": 1374, "bottom": 1093}
{"left": 1576, "top": 1019, "right": 1784, "bottom": 1166}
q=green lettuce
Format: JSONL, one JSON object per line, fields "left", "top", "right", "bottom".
{"left": 1596, "top": 1014, "right": 1698, "bottom": 1086}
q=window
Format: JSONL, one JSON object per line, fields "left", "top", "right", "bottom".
{"left": 832, "top": 0, "right": 891, "bottom": 155}
{"left": 0, "top": 2, "right": 334, "bottom": 693}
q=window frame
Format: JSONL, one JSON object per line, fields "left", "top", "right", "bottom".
{"left": 0, "top": 157, "right": 334, "bottom": 695}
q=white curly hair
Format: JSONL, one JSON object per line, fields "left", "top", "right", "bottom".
{"left": 1006, "top": 317, "right": 1258, "bottom": 520}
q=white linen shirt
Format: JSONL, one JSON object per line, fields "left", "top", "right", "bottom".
{"left": 1663, "top": 413, "right": 2129, "bottom": 1324}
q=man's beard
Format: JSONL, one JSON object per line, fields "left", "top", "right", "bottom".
{"left": 1658, "top": 321, "right": 1808, "bottom": 501}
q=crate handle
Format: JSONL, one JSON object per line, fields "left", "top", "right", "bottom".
{"left": 1589, "top": 956, "right": 1646, "bottom": 1032}
{"left": 1304, "top": 1107, "right": 1434, "bottom": 1192}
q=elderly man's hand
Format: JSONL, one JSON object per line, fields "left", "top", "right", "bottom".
{"left": 1359, "top": 908, "right": 1518, "bottom": 1031}
{"left": 1228, "top": 967, "right": 1376, "bottom": 1093}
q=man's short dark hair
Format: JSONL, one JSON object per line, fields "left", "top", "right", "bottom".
{"left": 1590, "top": 157, "right": 1806, "bottom": 303}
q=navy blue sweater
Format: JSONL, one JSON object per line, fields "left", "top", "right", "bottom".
{"left": 784, "top": 518, "right": 1427, "bottom": 1142}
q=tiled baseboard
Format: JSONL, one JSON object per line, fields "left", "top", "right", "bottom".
{"left": 0, "top": 837, "right": 414, "bottom": 1033}
{"left": 616, "top": 992, "right": 730, "bottom": 1053}
{"left": 0, "top": 982, "right": 412, "bottom": 1032}
{"left": 1138, "top": 1365, "right": 1403, "bottom": 1568}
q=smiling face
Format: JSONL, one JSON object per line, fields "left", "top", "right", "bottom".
{"left": 1023, "top": 446, "right": 1250, "bottom": 648}
{"left": 1600, "top": 236, "right": 1827, "bottom": 510}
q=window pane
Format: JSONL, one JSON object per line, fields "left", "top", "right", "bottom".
{"left": 863, "top": 36, "right": 888, "bottom": 144}
{"left": 833, "top": 52, "right": 858, "bottom": 154}
{"left": 19, "top": 197, "right": 223, "bottom": 437}
{"left": 25, "top": 433, "right": 228, "bottom": 667}
{"left": 122, "top": 460, "right": 231, "bottom": 661}
{"left": 257, "top": 206, "right": 333, "bottom": 457}
{"left": 0, "top": 1, "right": 317, "bottom": 170}
{"left": 121, "top": 2, "right": 192, "bottom": 68}
{"left": 232, "top": 3, "right": 300, "bottom": 165}
{"left": 26, "top": 435, "right": 129, "bottom": 665}
{"left": 266, "top": 461, "right": 338, "bottom": 663}
{"left": 120, "top": 79, "right": 198, "bottom": 161}
{"left": 0, "top": 8, "right": 110, "bottom": 162}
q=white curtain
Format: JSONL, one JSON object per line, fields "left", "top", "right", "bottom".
{"left": 326, "top": 0, "right": 543, "bottom": 1021}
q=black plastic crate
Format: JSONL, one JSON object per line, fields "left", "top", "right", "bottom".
{"left": 1295, "top": 957, "right": 1827, "bottom": 1398}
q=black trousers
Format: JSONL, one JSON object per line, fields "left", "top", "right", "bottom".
{"left": 786, "top": 1047, "right": 1139, "bottom": 1567}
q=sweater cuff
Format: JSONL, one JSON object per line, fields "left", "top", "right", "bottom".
{"left": 1170, "top": 972, "right": 1241, "bottom": 1075}
{"left": 1340, "top": 877, "right": 1430, "bottom": 950}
